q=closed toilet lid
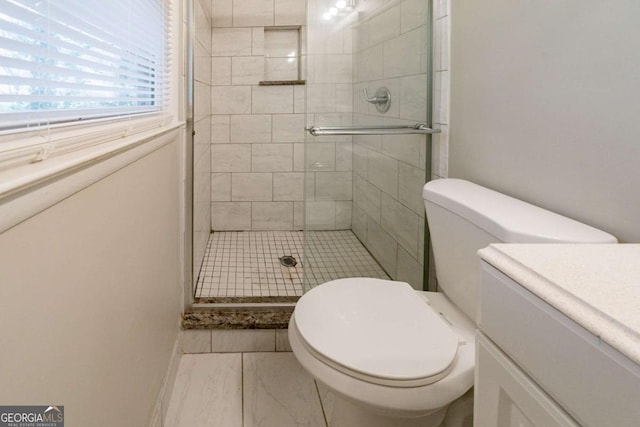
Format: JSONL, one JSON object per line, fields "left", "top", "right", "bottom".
{"left": 294, "top": 278, "right": 459, "bottom": 386}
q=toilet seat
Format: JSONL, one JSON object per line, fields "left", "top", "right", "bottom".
{"left": 294, "top": 278, "right": 461, "bottom": 387}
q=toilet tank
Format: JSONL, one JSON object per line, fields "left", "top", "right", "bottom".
{"left": 422, "top": 179, "right": 617, "bottom": 322}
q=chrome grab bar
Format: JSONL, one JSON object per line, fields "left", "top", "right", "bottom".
{"left": 306, "top": 123, "right": 441, "bottom": 136}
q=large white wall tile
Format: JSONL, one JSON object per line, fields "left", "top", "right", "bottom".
{"left": 336, "top": 83, "right": 354, "bottom": 113}
{"left": 398, "top": 162, "right": 426, "bottom": 215}
{"left": 352, "top": 143, "right": 368, "bottom": 177}
{"left": 252, "top": 144, "right": 294, "bottom": 172}
{"left": 274, "top": 0, "right": 306, "bottom": 26}
{"left": 232, "top": 173, "right": 273, "bottom": 201}
{"left": 265, "top": 58, "right": 299, "bottom": 81}
{"left": 194, "top": 81, "right": 211, "bottom": 120}
{"left": 305, "top": 142, "right": 335, "bottom": 171}
{"left": 431, "top": 124, "right": 449, "bottom": 177}
{"left": 233, "top": 0, "right": 274, "bottom": 27}
{"left": 273, "top": 114, "right": 305, "bottom": 143}
{"left": 383, "top": 28, "right": 421, "bottom": 78}
{"left": 293, "top": 143, "right": 305, "bottom": 171}
{"left": 252, "top": 202, "right": 294, "bottom": 230}
{"left": 381, "top": 133, "right": 422, "bottom": 168}
{"left": 252, "top": 86, "right": 294, "bottom": 114}
{"left": 211, "top": 202, "right": 252, "bottom": 230}
{"left": 401, "top": 0, "right": 428, "bottom": 33}
{"left": 368, "top": 150, "right": 399, "bottom": 198}
{"left": 293, "top": 201, "right": 304, "bottom": 229}
{"left": 315, "top": 172, "right": 352, "bottom": 200}
{"left": 354, "top": 175, "right": 381, "bottom": 222}
{"left": 211, "top": 0, "right": 233, "bottom": 27}
{"left": 335, "top": 141, "right": 353, "bottom": 171}
{"left": 274, "top": 173, "right": 304, "bottom": 201}
{"left": 380, "top": 193, "right": 420, "bottom": 257}
{"left": 352, "top": 204, "right": 368, "bottom": 242}
{"left": 212, "top": 57, "right": 232, "bottom": 85}
{"left": 212, "top": 28, "right": 252, "bottom": 56}
{"left": 212, "top": 115, "right": 230, "bottom": 143}
{"left": 212, "top": 144, "right": 251, "bottom": 172}
{"left": 305, "top": 84, "right": 336, "bottom": 113}
{"left": 397, "top": 245, "right": 423, "bottom": 290}
{"left": 305, "top": 201, "right": 336, "bottom": 230}
{"left": 230, "top": 114, "right": 272, "bottom": 143}
{"left": 433, "top": 70, "right": 450, "bottom": 125}
{"left": 399, "top": 74, "right": 427, "bottom": 121}
{"left": 369, "top": 4, "right": 401, "bottom": 46}
{"left": 335, "top": 201, "right": 352, "bottom": 229}
{"left": 231, "top": 56, "right": 265, "bottom": 85}
{"left": 212, "top": 173, "right": 232, "bottom": 201}
{"left": 311, "top": 55, "right": 352, "bottom": 84}
{"left": 252, "top": 27, "right": 265, "bottom": 56}
{"left": 265, "top": 29, "right": 299, "bottom": 56}
{"left": 294, "top": 85, "right": 306, "bottom": 113}
{"left": 355, "top": 45, "right": 383, "bottom": 81}
{"left": 366, "top": 218, "right": 397, "bottom": 277}
{"left": 194, "top": 50, "right": 212, "bottom": 85}
{"left": 212, "top": 86, "right": 252, "bottom": 114}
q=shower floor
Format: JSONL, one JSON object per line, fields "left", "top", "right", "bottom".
{"left": 195, "top": 230, "right": 388, "bottom": 299}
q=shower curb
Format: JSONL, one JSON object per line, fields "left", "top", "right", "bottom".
{"left": 182, "top": 308, "right": 294, "bottom": 330}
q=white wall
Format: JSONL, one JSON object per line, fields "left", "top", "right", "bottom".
{"left": 0, "top": 139, "right": 183, "bottom": 426}
{"left": 449, "top": 0, "right": 640, "bottom": 242}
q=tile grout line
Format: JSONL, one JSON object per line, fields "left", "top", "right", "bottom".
{"left": 313, "top": 379, "right": 330, "bottom": 427}
{"left": 241, "top": 352, "right": 245, "bottom": 427}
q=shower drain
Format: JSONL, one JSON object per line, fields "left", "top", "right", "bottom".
{"left": 279, "top": 255, "right": 298, "bottom": 268}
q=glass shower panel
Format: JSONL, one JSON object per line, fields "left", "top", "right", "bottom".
{"left": 304, "top": 0, "right": 431, "bottom": 292}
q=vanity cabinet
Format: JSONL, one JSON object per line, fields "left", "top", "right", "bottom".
{"left": 475, "top": 332, "right": 577, "bottom": 426}
{"left": 475, "top": 255, "right": 640, "bottom": 427}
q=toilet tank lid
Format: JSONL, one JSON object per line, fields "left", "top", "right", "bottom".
{"left": 422, "top": 179, "right": 617, "bottom": 243}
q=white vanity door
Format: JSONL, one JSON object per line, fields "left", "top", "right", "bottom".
{"left": 475, "top": 332, "right": 579, "bottom": 427}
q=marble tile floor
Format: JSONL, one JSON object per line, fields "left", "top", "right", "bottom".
{"left": 165, "top": 352, "right": 336, "bottom": 427}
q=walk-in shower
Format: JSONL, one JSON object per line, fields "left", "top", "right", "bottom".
{"left": 189, "top": 0, "right": 438, "bottom": 306}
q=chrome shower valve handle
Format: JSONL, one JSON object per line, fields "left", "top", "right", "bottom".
{"left": 363, "top": 87, "right": 391, "bottom": 113}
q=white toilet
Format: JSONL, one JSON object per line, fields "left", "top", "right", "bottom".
{"left": 289, "top": 179, "right": 617, "bottom": 427}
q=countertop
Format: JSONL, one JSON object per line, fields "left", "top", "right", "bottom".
{"left": 478, "top": 243, "right": 640, "bottom": 365}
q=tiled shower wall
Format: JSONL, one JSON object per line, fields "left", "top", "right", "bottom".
{"left": 209, "top": 0, "right": 310, "bottom": 231}
{"left": 304, "top": 0, "right": 354, "bottom": 230}
{"left": 193, "top": 0, "right": 213, "bottom": 279}
{"left": 350, "top": 0, "right": 430, "bottom": 289}
{"left": 432, "top": 0, "right": 450, "bottom": 180}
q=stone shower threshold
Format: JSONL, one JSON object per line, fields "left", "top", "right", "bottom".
{"left": 182, "top": 308, "right": 294, "bottom": 330}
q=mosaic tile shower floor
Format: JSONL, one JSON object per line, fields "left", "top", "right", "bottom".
{"left": 195, "top": 230, "right": 389, "bottom": 298}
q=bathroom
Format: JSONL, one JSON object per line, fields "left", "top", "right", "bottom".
{"left": 0, "top": 0, "right": 638, "bottom": 426}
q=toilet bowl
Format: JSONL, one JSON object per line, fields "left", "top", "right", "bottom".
{"left": 290, "top": 179, "right": 617, "bottom": 426}
{"left": 289, "top": 278, "right": 476, "bottom": 427}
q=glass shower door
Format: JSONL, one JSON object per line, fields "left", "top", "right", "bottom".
{"left": 303, "top": 0, "right": 433, "bottom": 292}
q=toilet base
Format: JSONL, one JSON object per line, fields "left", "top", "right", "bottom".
{"left": 329, "top": 393, "right": 447, "bottom": 427}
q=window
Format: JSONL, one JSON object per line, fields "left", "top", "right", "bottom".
{"left": 0, "top": 0, "right": 169, "bottom": 132}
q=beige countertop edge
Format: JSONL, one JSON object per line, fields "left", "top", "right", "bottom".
{"left": 478, "top": 244, "right": 640, "bottom": 366}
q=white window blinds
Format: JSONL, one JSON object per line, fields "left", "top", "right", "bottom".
{"left": 0, "top": 0, "right": 169, "bottom": 131}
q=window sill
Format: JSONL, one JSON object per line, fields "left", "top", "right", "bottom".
{"left": 0, "top": 121, "right": 185, "bottom": 234}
